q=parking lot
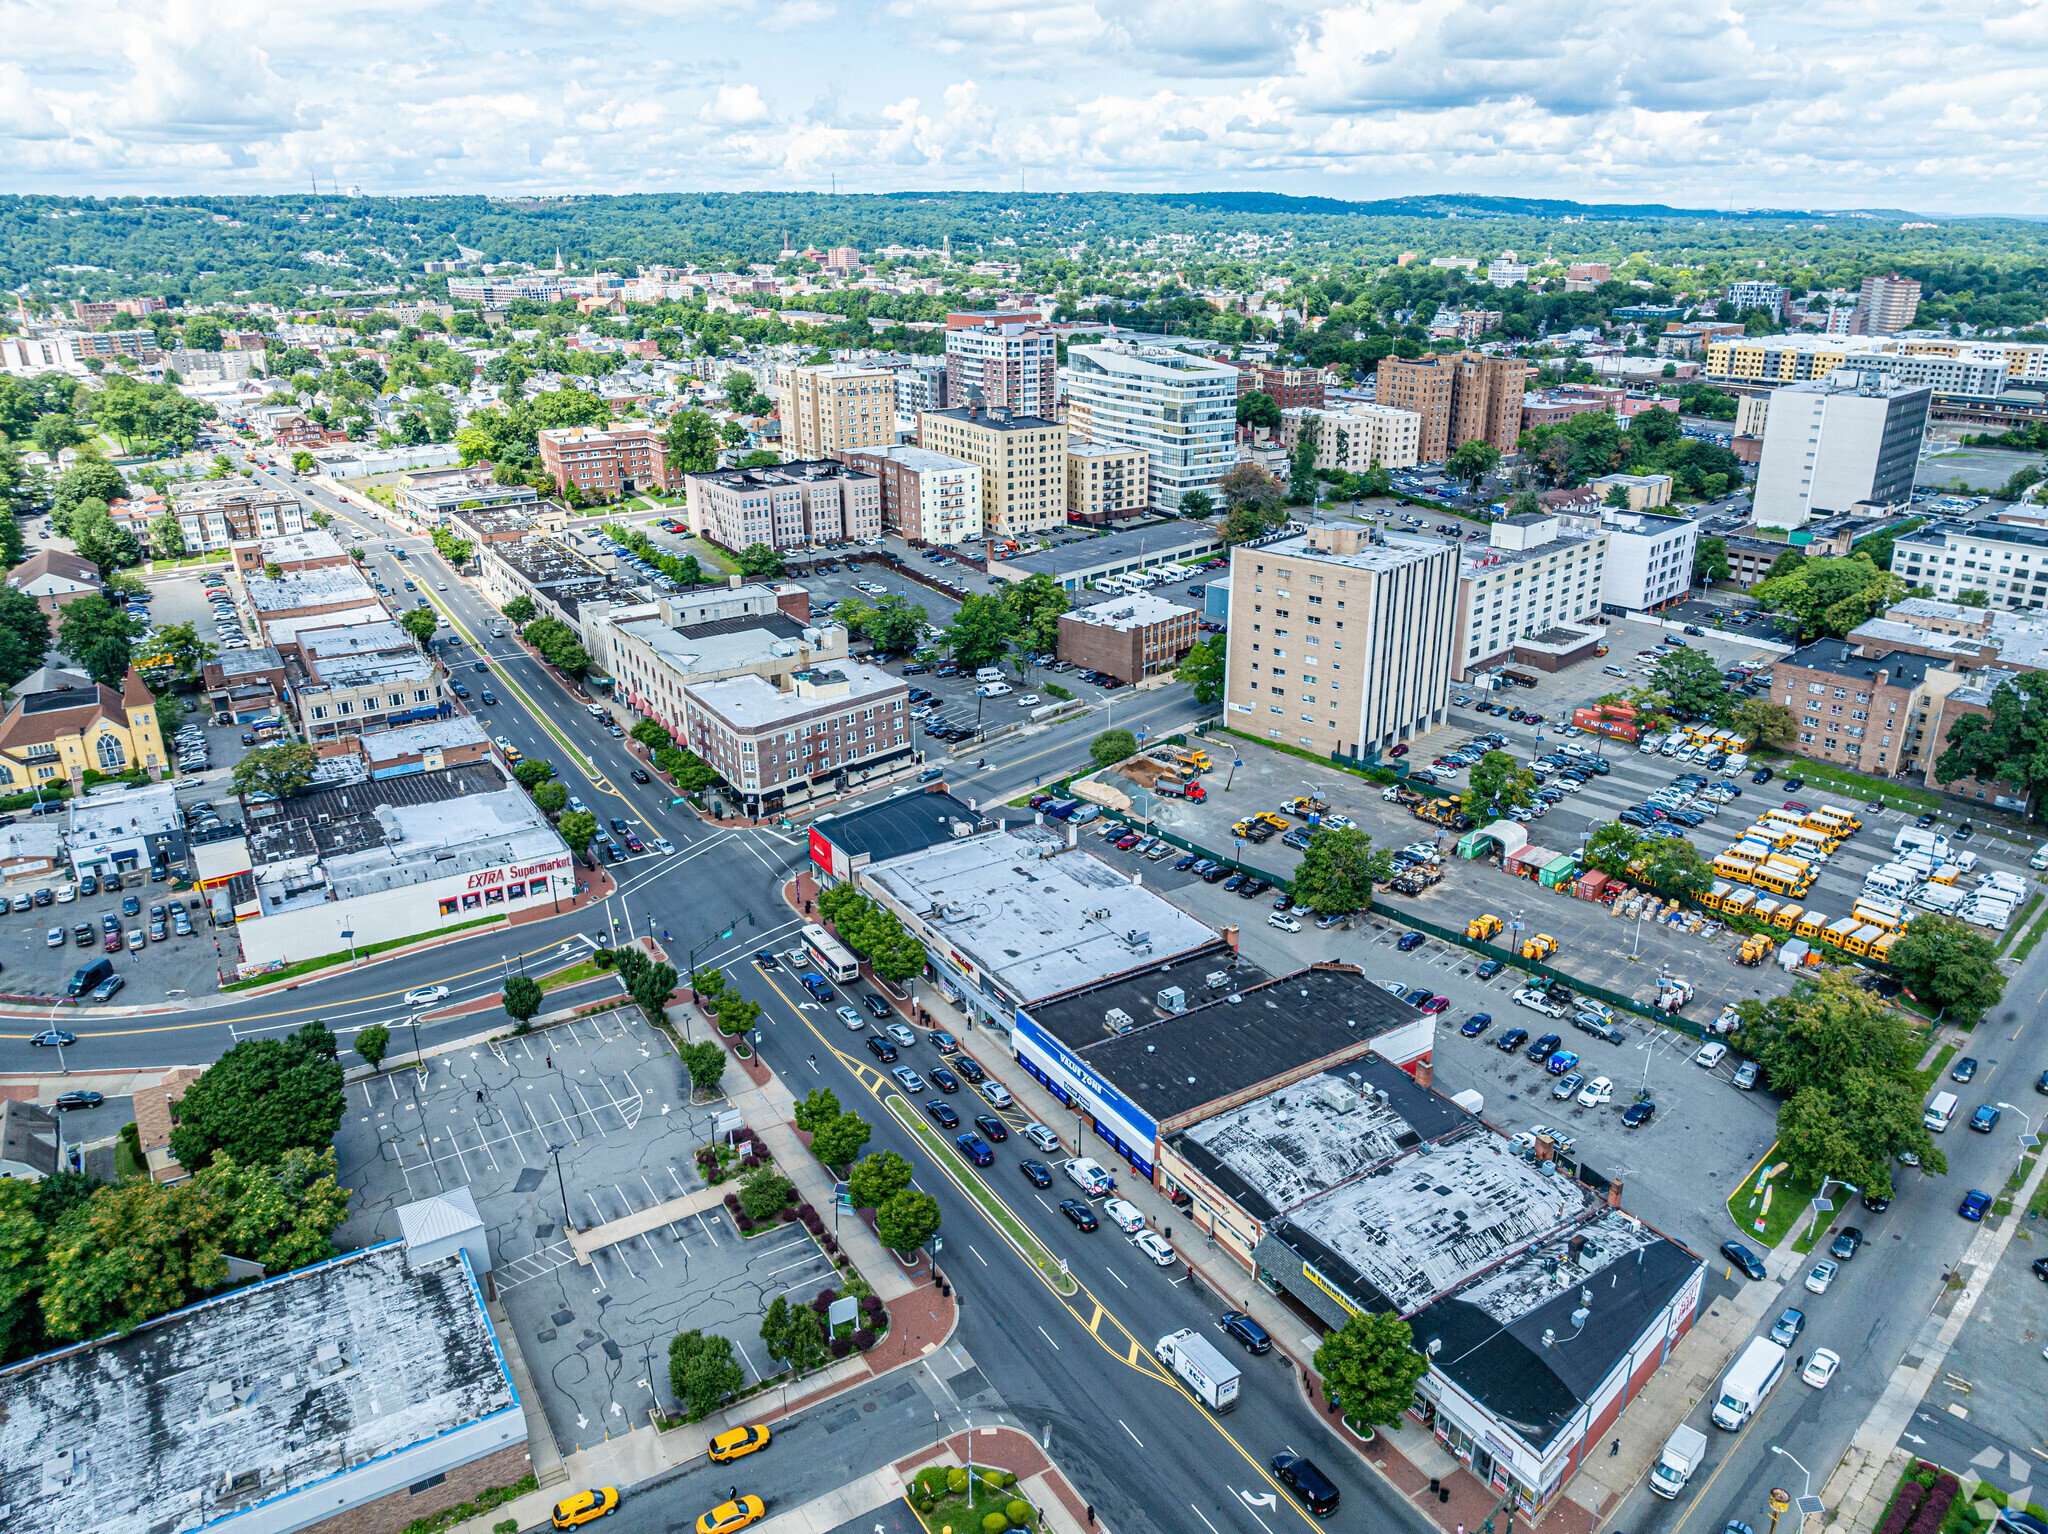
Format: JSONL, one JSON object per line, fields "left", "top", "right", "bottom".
{"left": 145, "top": 568, "right": 272, "bottom": 785}
{"left": 331, "top": 1007, "right": 838, "bottom": 1452}
{"left": 0, "top": 883, "right": 223, "bottom": 1002}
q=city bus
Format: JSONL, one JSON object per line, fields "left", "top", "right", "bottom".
{"left": 802, "top": 923, "right": 860, "bottom": 982}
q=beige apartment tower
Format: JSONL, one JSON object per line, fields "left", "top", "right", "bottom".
{"left": 780, "top": 364, "right": 898, "bottom": 461}
{"left": 916, "top": 406, "right": 1067, "bottom": 541}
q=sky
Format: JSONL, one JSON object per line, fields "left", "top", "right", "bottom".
{"left": 3, "top": 0, "right": 2046, "bottom": 211}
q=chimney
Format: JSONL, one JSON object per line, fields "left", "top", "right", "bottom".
{"left": 1535, "top": 1133, "right": 1555, "bottom": 1163}
{"left": 1606, "top": 1177, "right": 1624, "bottom": 1209}
{"left": 1221, "top": 924, "right": 1239, "bottom": 954}
{"left": 1414, "top": 1057, "right": 1433, "bottom": 1089}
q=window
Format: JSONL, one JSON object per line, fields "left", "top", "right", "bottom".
{"left": 95, "top": 734, "right": 126, "bottom": 769}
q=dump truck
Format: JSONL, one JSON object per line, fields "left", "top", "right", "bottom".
{"left": 1283, "top": 795, "right": 1331, "bottom": 819}
{"left": 1383, "top": 785, "right": 1425, "bottom": 807}
{"left": 1468, "top": 913, "right": 1504, "bottom": 942}
{"left": 1157, "top": 1329, "right": 1240, "bottom": 1414}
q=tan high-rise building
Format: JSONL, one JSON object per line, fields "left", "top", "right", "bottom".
{"left": 779, "top": 363, "right": 897, "bottom": 460}
{"left": 916, "top": 406, "right": 1066, "bottom": 541}
{"left": 1375, "top": 351, "right": 1529, "bottom": 461}
{"left": 1856, "top": 274, "right": 1922, "bottom": 336}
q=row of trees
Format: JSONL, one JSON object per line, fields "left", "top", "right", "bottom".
{"left": 816, "top": 883, "right": 929, "bottom": 984}
{"left": 627, "top": 717, "right": 720, "bottom": 792}
{"left": 519, "top": 615, "right": 592, "bottom": 677}
{"left": 935, "top": 573, "right": 1069, "bottom": 672}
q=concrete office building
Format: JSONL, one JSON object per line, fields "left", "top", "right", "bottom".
{"left": 1222, "top": 524, "right": 1461, "bottom": 761}
{"left": 683, "top": 459, "right": 884, "bottom": 552}
{"left": 945, "top": 313, "right": 1057, "bottom": 420}
{"left": 839, "top": 444, "right": 984, "bottom": 545}
{"left": 1589, "top": 473, "right": 1673, "bottom": 512}
{"left": 1377, "top": 352, "right": 1529, "bottom": 461}
{"left": 1888, "top": 519, "right": 2048, "bottom": 612}
{"left": 1064, "top": 442, "right": 1150, "bottom": 525}
{"left": 1753, "top": 370, "right": 1931, "bottom": 530}
{"left": 1060, "top": 342, "right": 1240, "bottom": 514}
{"left": 680, "top": 663, "right": 910, "bottom": 814}
{"left": 1055, "top": 591, "right": 1199, "bottom": 684}
{"left": 1453, "top": 513, "right": 1610, "bottom": 678}
{"left": 916, "top": 406, "right": 1067, "bottom": 540}
{"left": 780, "top": 363, "right": 898, "bottom": 460}
{"left": 1594, "top": 510, "right": 1696, "bottom": 614}
{"left": 1279, "top": 403, "right": 1423, "bottom": 474}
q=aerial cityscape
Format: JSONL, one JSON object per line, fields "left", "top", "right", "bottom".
{"left": 1, "top": 12, "right": 2046, "bottom": 1534}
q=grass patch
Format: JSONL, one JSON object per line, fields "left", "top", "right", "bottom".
{"left": 1725, "top": 1145, "right": 1821, "bottom": 1249}
{"left": 905, "top": 1464, "right": 1039, "bottom": 1534}
{"left": 114, "top": 1129, "right": 145, "bottom": 1182}
{"left": 1914, "top": 1043, "right": 1958, "bottom": 1094}
{"left": 145, "top": 552, "right": 231, "bottom": 572}
{"left": 540, "top": 958, "right": 608, "bottom": 991}
{"left": 2011, "top": 899, "right": 2048, "bottom": 963}
{"left": 1999, "top": 892, "right": 2045, "bottom": 958}
{"left": 222, "top": 914, "right": 507, "bottom": 990}
{"left": 2031, "top": 1175, "right": 2048, "bottom": 1221}
{"left": 884, "top": 1095, "right": 1076, "bottom": 1294}
{"left": 1753, "top": 754, "right": 1943, "bottom": 812}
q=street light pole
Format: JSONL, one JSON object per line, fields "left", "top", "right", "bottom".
{"left": 547, "top": 1141, "right": 574, "bottom": 1234}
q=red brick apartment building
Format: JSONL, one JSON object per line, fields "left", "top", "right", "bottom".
{"left": 537, "top": 425, "right": 677, "bottom": 500}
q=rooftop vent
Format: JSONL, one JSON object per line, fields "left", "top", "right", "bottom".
{"left": 313, "top": 1341, "right": 347, "bottom": 1377}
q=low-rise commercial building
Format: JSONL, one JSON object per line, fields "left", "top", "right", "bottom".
{"left": 397, "top": 465, "right": 542, "bottom": 523}
{"left": 64, "top": 780, "right": 186, "bottom": 883}
{"left": 986, "top": 522, "right": 1224, "bottom": 592}
{"left": 1586, "top": 509, "right": 1696, "bottom": 614}
{"left": 477, "top": 536, "right": 643, "bottom": 660}
{"left": 1223, "top": 525, "right": 1462, "bottom": 761}
{"left": 0, "top": 1239, "right": 528, "bottom": 1534}
{"left": 291, "top": 621, "right": 448, "bottom": 740}
{"left": 683, "top": 460, "right": 884, "bottom": 552}
{"left": 356, "top": 716, "right": 495, "bottom": 778}
{"left": 1589, "top": 473, "right": 1673, "bottom": 511}
{"left": 1453, "top": 513, "right": 1610, "bottom": 679}
{"left": 839, "top": 444, "right": 983, "bottom": 545}
{"left": 1055, "top": 591, "right": 1198, "bottom": 684}
{"left": 1279, "top": 403, "right": 1423, "bottom": 474}
{"left": 230, "top": 528, "right": 352, "bottom": 577}
{"left": 916, "top": 406, "right": 1067, "bottom": 541}
{"left": 537, "top": 424, "right": 677, "bottom": 500}
{"left": 680, "top": 663, "right": 910, "bottom": 815}
{"left": 606, "top": 599, "right": 848, "bottom": 741}
{"left": 245, "top": 566, "right": 387, "bottom": 645}
{"left": 202, "top": 645, "right": 290, "bottom": 722}
{"left": 1063, "top": 442, "right": 1149, "bottom": 525}
{"left": 806, "top": 788, "right": 988, "bottom": 886}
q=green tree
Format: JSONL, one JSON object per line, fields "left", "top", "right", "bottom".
{"left": 668, "top": 1329, "right": 745, "bottom": 1418}
{"left": 1175, "top": 632, "right": 1226, "bottom": 706}
{"left": 398, "top": 607, "right": 439, "bottom": 646}
{"left": 1464, "top": 749, "right": 1537, "bottom": 816}
{"left": 50, "top": 455, "right": 126, "bottom": 525}
{"left": 1218, "top": 462, "right": 1285, "bottom": 521}
{"left": 944, "top": 592, "right": 1020, "bottom": 669}
{"left": 291, "top": 450, "right": 316, "bottom": 473}
{"left": 1091, "top": 729, "right": 1138, "bottom": 767}
{"left": 1635, "top": 837, "right": 1714, "bottom": 900}
{"left": 630, "top": 717, "right": 674, "bottom": 751}
{"left": 738, "top": 1165, "right": 795, "bottom": 1220}
{"left": 1733, "top": 698, "right": 1796, "bottom": 749}
{"left": 1933, "top": 671, "right": 2048, "bottom": 813}
{"left": 167, "top": 1023, "right": 344, "bottom": 1172}
{"left": 149, "top": 512, "right": 187, "bottom": 558}
{"left": 1507, "top": 490, "right": 1541, "bottom": 518}
{"left": 33, "top": 413, "right": 85, "bottom": 454}
{"left": 810, "top": 1111, "right": 872, "bottom": 1169}
{"left": 681, "top": 1040, "right": 728, "bottom": 1094}
{"left": 502, "top": 595, "right": 538, "bottom": 624}
{"left": 1954, "top": 588, "right": 1991, "bottom": 609}
{"left": 1178, "top": 490, "right": 1216, "bottom": 520}
{"left": 512, "top": 758, "right": 555, "bottom": 789}
{"left": 1291, "top": 826, "right": 1396, "bottom": 916}
{"left": 57, "top": 593, "right": 140, "bottom": 686}
{"left": 1603, "top": 482, "right": 1633, "bottom": 509}
{"left": 738, "top": 449, "right": 781, "bottom": 469}
{"left": 663, "top": 408, "right": 721, "bottom": 476}
{"left": 196, "top": 1147, "right": 352, "bottom": 1273}
{"left": 40, "top": 1180, "right": 227, "bottom": 1342}
{"left": 1236, "top": 391, "right": 1281, "bottom": 430}
{"left": 1288, "top": 433, "right": 1320, "bottom": 505}
{"left": 1312, "top": 1310, "right": 1430, "bottom": 1432}
{"left": 1694, "top": 536, "right": 1732, "bottom": 583}
{"left": 558, "top": 810, "right": 598, "bottom": 856}
{"left": 723, "top": 371, "right": 759, "bottom": 412}
{"left": 1002, "top": 572, "right": 1069, "bottom": 660}
{"left": 0, "top": 588, "right": 51, "bottom": 689}
{"left": 230, "top": 742, "right": 319, "bottom": 802}
{"left": 776, "top": 1303, "right": 829, "bottom": 1377}
{"left": 533, "top": 780, "right": 569, "bottom": 814}
{"left": 793, "top": 1087, "right": 842, "bottom": 1133}
{"left": 735, "top": 543, "right": 785, "bottom": 578}
{"left": 847, "top": 1149, "right": 914, "bottom": 1209}
{"left": 1583, "top": 823, "right": 1642, "bottom": 881}
{"left": 1446, "top": 438, "right": 1501, "bottom": 492}
{"left": 353, "top": 1023, "right": 391, "bottom": 1070}
{"left": 1647, "top": 646, "right": 1731, "bottom": 722}
{"left": 182, "top": 315, "right": 225, "bottom": 351}
{"left": 865, "top": 593, "right": 931, "bottom": 655}
{"left": 1886, "top": 914, "right": 2006, "bottom": 1020}
{"left": 503, "top": 975, "right": 545, "bottom": 1026}
{"left": 759, "top": 1295, "right": 793, "bottom": 1370}
{"left": 146, "top": 620, "right": 216, "bottom": 678}
{"left": 875, "top": 1188, "right": 942, "bottom": 1252}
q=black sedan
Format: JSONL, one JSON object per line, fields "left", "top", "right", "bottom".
{"left": 1720, "top": 1239, "right": 1767, "bottom": 1280}
{"left": 952, "top": 1056, "right": 985, "bottom": 1083}
{"left": 1621, "top": 1100, "right": 1656, "bottom": 1128}
{"left": 29, "top": 1030, "right": 76, "bottom": 1048}
{"left": 1496, "top": 1028, "right": 1529, "bottom": 1053}
{"left": 928, "top": 1067, "right": 961, "bottom": 1093}
{"left": 1059, "top": 1199, "right": 1098, "bottom": 1231}
{"left": 925, "top": 1100, "right": 959, "bottom": 1129}
{"left": 974, "top": 1113, "right": 1008, "bottom": 1142}
{"left": 865, "top": 1036, "right": 898, "bottom": 1063}
{"left": 630, "top": 768, "right": 651, "bottom": 784}
{"left": 1020, "top": 1159, "right": 1053, "bottom": 1187}
{"left": 1830, "top": 1226, "right": 1864, "bottom": 1260}
{"left": 53, "top": 1090, "right": 103, "bottom": 1111}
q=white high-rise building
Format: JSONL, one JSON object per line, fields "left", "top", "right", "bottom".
{"left": 1060, "top": 343, "right": 1240, "bottom": 514}
{"left": 1753, "top": 369, "right": 1932, "bottom": 530}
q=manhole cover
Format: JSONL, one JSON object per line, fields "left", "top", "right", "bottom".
{"left": 863, "top": 1401, "right": 876, "bottom": 1413}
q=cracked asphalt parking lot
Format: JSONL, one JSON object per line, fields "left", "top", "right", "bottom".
{"left": 333, "top": 1006, "right": 837, "bottom": 1450}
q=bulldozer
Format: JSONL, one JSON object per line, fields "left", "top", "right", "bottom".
{"left": 1467, "top": 913, "right": 1504, "bottom": 942}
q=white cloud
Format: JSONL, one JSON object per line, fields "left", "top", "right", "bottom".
{"left": 0, "top": 0, "right": 2044, "bottom": 208}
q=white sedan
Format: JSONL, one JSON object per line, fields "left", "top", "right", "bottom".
{"left": 1102, "top": 1197, "right": 1146, "bottom": 1235}
{"left": 404, "top": 984, "right": 451, "bottom": 1008}
{"left": 1577, "top": 1076, "right": 1615, "bottom": 1108}
{"left": 1804, "top": 1258, "right": 1839, "bottom": 1295}
{"left": 653, "top": 838, "right": 675, "bottom": 855}
{"left": 1132, "top": 1229, "right": 1177, "bottom": 1267}
{"left": 1015, "top": 694, "right": 1041, "bottom": 707}
{"left": 1801, "top": 1348, "right": 1840, "bottom": 1388}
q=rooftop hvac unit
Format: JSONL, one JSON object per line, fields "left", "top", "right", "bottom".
{"left": 1105, "top": 1007, "right": 1134, "bottom": 1034}
{"left": 1156, "top": 985, "right": 1186, "bottom": 1014}
{"left": 1314, "top": 1079, "right": 1357, "bottom": 1114}
{"left": 1205, "top": 970, "right": 1233, "bottom": 990}
{"left": 1123, "top": 929, "right": 1152, "bottom": 949}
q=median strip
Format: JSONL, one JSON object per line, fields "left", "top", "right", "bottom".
{"left": 417, "top": 583, "right": 602, "bottom": 784}
{"left": 883, "top": 1094, "right": 1076, "bottom": 1295}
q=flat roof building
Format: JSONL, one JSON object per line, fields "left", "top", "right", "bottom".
{"left": 780, "top": 363, "right": 898, "bottom": 461}
{"left": 683, "top": 460, "right": 883, "bottom": 553}
{"left": 1888, "top": 519, "right": 2048, "bottom": 612}
{"left": 1280, "top": 403, "right": 1423, "bottom": 475}
{"left": 839, "top": 444, "right": 984, "bottom": 546}
{"left": 946, "top": 314, "right": 1057, "bottom": 422}
{"left": 1753, "top": 370, "right": 1932, "bottom": 530}
{"left": 1063, "top": 441, "right": 1150, "bottom": 526}
{"left": 680, "top": 663, "right": 910, "bottom": 816}
{"left": 985, "top": 521, "right": 1224, "bottom": 592}
{"left": 605, "top": 603, "right": 848, "bottom": 743}
{"left": 1061, "top": 342, "right": 1240, "bottom": 514}
{"left": 1453, "top": 514, "right": 1610, "bottom": 680}
{"left": 915, "top": 406, "right": 1067, "bottom": 541}
{"left": 807, "top": 788, "right": 988, "bottom": 884}
{"left": 1056, "top": 590, "right": 1199, "bottom": 685}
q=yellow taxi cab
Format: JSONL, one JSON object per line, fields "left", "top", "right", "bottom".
{"left": 708, "top": 1424, "right": 772, "bottom": 1463}
{"left": 551, "top": 1486, "right": 620, "bottom": 1527}
{"left": 696, "top": 1494, "right": 766, "bottom": 1534}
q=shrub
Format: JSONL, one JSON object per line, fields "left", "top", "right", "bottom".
{"left": 1879, "top": 1482, "right": 1927, "bottom": 1534}
{"left": 947, "top": 1467, "right": 969, "bottom": 1494}
{"left": 1007, "top": 1500, "right": 1034, "bottom": 1525}
{"left": 999, "top": 1473, "right": 1017, "bottom": 1488}
{"left": 830, "top": 1335, "right": 852, "bottom": 1358}
{"left": 983, "top": 1515, "right": 1009, "bottom": 1534}
{"left": 812, "top": 1286, "right": 837, "bottom": 1311}
{"left": 1909, "top": 1476, "right": 1958, "bottom": 1534}
{"left": 853, "top": 1328, "right": 876, "bottom": 1351}
{"left": 860, "top": 1294, "right": 885, "bottom": 1317}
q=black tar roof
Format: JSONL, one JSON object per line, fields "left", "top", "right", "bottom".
{"left": 1047, "top": 964, "right": 1421, "bottom": 1122}
{"left": 1781, "top": 642, "right": 1937, "bottom": 689}
{"left": 813, "top": 789, "right": 984, "bottom": 866}
{"left": 676, "top": 611, "right": 809, "bottom": 642}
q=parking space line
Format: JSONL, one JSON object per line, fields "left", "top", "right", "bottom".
{"left": 471, "top": 1117, "right": 501, "bottom": 1173}
{"left": 695, "top": 1210, "right": 720, "bottom": 1247}
{"left": 570, "top": 1082, "right": 608, "bottom": 1137}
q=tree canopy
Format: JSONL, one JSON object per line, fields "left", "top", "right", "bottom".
{"left": 167, "top": 1021, "right": 346, "bottom": 1174}
{"left": 1290, "top": 826, "right": 1394, "bottom": 916}
{"left": 231, "top": 742, "right": 320, "bottom": 802}
{"left": 1174, "top": 632, "right": 1226, "bottom": 705}
{"left": 1933, "top": 671, "right": 2048, "bottom": 813}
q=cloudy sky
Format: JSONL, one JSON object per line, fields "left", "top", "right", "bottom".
{"left": 3, "top": 0, "right": 2045, "bottom": 211}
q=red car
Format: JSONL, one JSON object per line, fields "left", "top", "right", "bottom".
{"left": 1099, "top": 677, "right": 1121, "bottom": 690}
{"left": 102, "top": 930, "right": 123, "bottom": 953}
{"left": 1421, "top": 995, "right": 1452, "bottom": 1014}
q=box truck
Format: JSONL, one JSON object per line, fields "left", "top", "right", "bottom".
{"left": 1649, "top": 1425, "right": 1709, "bottom": 1499}
{"left": 1157, "top": 1328, "right": 1241, "bottom": 1413}
{"left": 1711, "top": 1338, "right": 1788, "bottom": 1430}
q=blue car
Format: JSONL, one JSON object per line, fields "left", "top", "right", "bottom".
{"left": 1461, "top": 1013, "right": 1492, "bottom": 1037}
{"left": 1959, "top": 1190, "right": 1992, "bottom": 1221}
{"left": 1970, "top": 1104, "right": 2001, "bottom": 1133}
{"left": 1397, "top": 932, "right": 1424, "bottom": 951}
{"left": 1546, "top": 1050, "right": 1580, "bottom": 1076}
{"left": 955, "top": 1133, "right": 993, "bottom": 1166}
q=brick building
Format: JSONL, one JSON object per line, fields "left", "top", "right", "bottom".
{"left": 916, "top": 406, "right": 1068, "bottom": 541}
{"left": 536, "top": 424, "right": 676, "bottom": 500}
{"left": 1770, "top": 641, "right": 1960, "bottom": 779}
{"left": 1377, "top": 351, "right": 1529, "bottom": 461}
{"left": 683, "top": 459, "right": 883, "bottom": 552}
{"left": 1056, "top": 591, "right": 1199, "bottom": 684}
{"left": 1254, "top": 365, "right": 1325, "bottom": 410}
{"left": 945, "top": 313, "right": 1057, "bottom": 421}
{"left": 680, "top": 663, "right": 910, "bottom": 815}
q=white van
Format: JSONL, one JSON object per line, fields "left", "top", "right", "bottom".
{"left": 976, "top": 681, "right": 1012, "bottom": 698}
{"left": 1925, "top": 1091, "right": 1959, "bottom": 1131}
{"left": 1064, "top": 1157, "right": 1114, "bottom": 1197}
{"left": 1712, "top": 1338, "right": 1787, "bottom": 1430}
{"left": 974, "top": 667, "right": 1004, "bottom": 683}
